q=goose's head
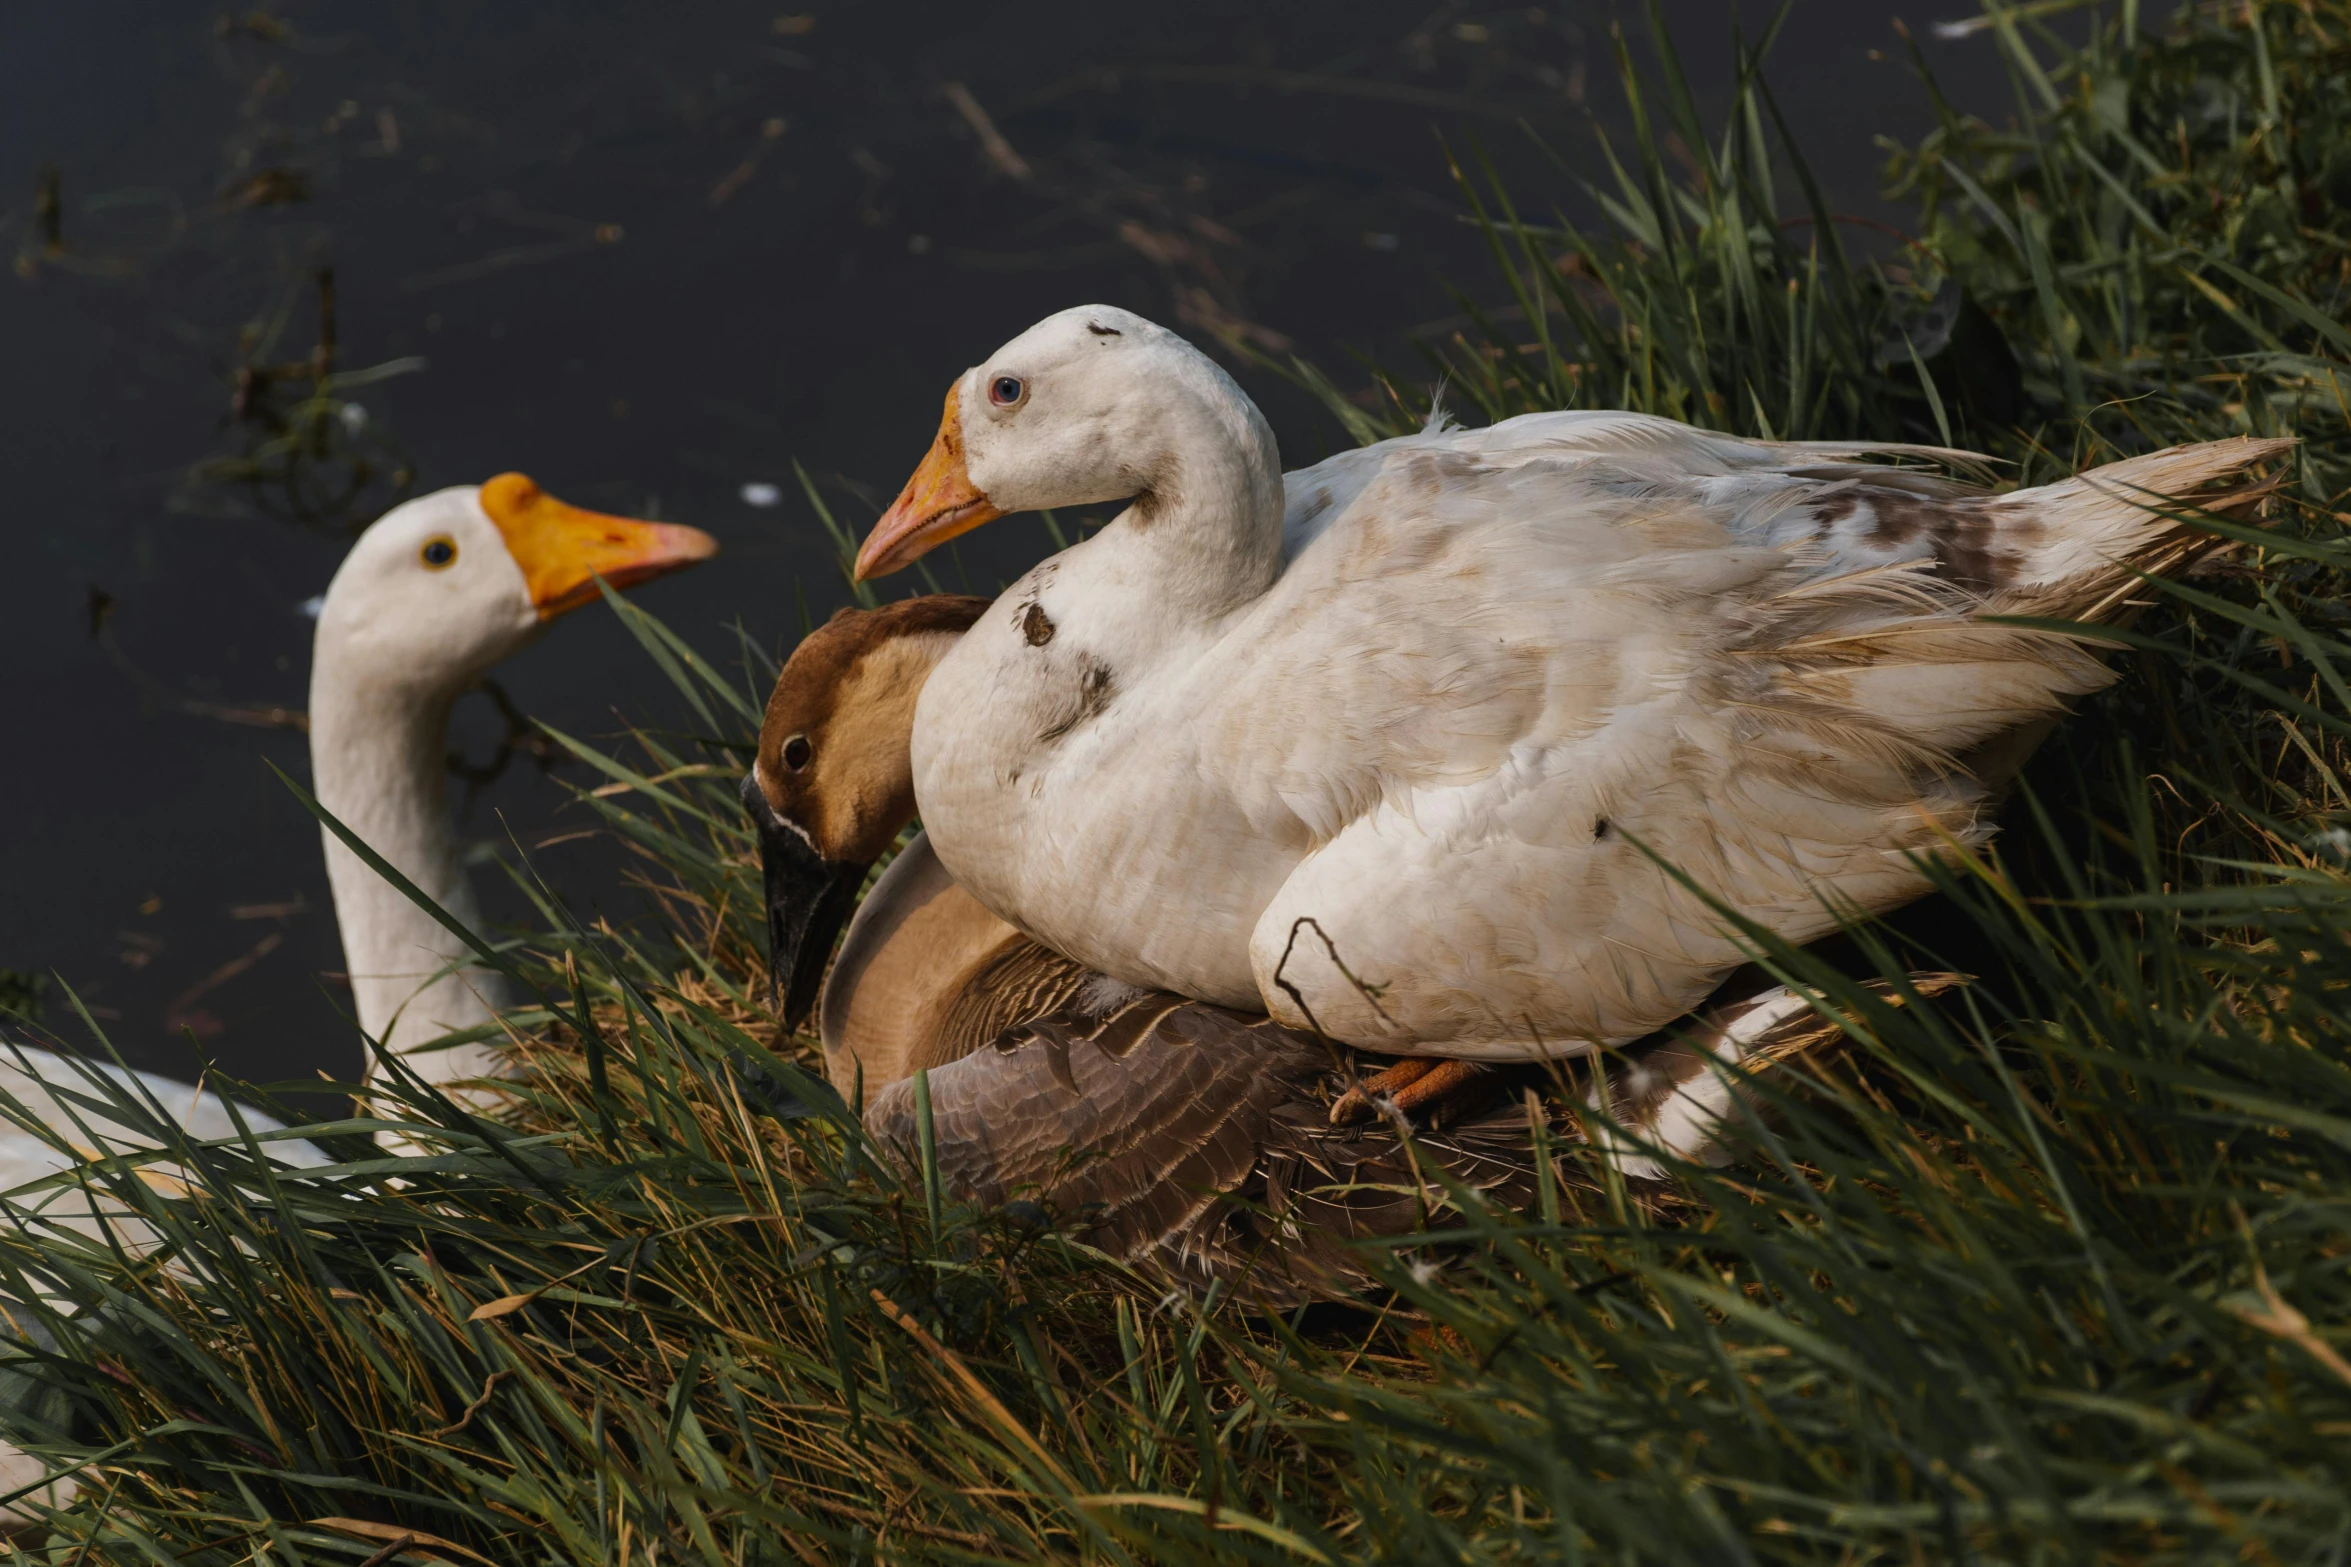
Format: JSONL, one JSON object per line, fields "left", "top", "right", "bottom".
{"left": 315, "top": 473, "right": 717, "bottom": 689}
{"left": 855, "top": 305, "right": 1274, "bottom": 580}
{"left": 743, "top": 594, "right": 990, "bottom": 1026}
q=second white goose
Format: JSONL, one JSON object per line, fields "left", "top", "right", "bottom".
{"left": 0, "top": 474, "right": 713, "bottom": 1521}
{"left": 852, "top": 304, "right": 2288, "bottom": 1070}
{"left": 311, "top": 473, "right": 714, "bottom": 1093}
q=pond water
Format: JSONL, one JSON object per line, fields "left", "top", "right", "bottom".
{"left": 0, "top": 0, "right": 2014, "bottom": 1085}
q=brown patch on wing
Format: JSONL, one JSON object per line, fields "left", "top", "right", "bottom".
{"left": 1398, "top": 447, "right": 1479, "bottom": 502}
{"left": 1808, "top": 485, "right": 2036, "bottom": 592}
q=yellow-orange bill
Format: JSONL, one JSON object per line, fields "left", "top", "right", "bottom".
{"left": 479, "top": 472, "right": 718, "bottom": 619}
{"left": 854, "top": 381, "right": 1005, "bottom": 581}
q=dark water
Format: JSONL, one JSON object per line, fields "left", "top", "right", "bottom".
{"left": 1, "top": 1, "right": 2012, "bottom": 1084}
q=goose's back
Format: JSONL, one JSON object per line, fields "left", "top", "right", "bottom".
{"left": 915, "top": 412, "right": 2289, "bottom": 1050}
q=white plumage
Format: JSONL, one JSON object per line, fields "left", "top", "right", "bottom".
{"left": 0, "top": 478, "right": 714, "bottom": 1521}
{"left": 309, "top": 475, "right": 714, "bottom": 1088}
{"left": 862, "top": 305, "right": 2289, "bottom": 1059}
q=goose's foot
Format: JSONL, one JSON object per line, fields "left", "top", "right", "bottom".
{"left": 1329, "top": 1055, "right": 1495, "bottom": 1128}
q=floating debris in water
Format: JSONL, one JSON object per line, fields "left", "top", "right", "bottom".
{"left": 186, "top": 267, "right": 422, "bottom": 533}
{"left": 740, "top": 482, "right": 782, "bottom": 507}
{"left": 228, "top": 895, "right": 307, "bottom": 920}
{"left": 221, "top": 168, "right": 311, "bottom": 209}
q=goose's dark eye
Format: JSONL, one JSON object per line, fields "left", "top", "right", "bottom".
{"left": 988, "top": 375, "right": 1025, "bottom": 407}
{"left": 782, "top": 734, "right": 812, "bottom": 771}
{"left": 420, "top": 536, "right": 458, "bottom": 569}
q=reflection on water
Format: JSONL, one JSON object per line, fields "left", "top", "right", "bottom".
{"left": 0, "top": 1, "right": 2006, "bottom": 1082}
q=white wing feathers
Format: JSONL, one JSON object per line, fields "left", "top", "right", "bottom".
{"left": 1241, "top": 422, "right": 2292, "bottom": 1054}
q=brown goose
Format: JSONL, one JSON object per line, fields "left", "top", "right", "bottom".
{"left": 742, "top": 599, "right": 1899, "bottom": 1303}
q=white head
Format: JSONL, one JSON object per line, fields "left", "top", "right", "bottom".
{"left": 315, "top": 473, "right": 717, "bottom": 692}
{"left": 853, "top": 305, "right": 1280, "bottom": 581}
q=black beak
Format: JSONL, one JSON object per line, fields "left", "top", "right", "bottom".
{"left": 741, "top": 773, "right": 871, "bottom": 1032}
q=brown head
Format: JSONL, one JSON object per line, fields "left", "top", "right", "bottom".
{"left": 742, "top": 594, "right": 990, "bottom": 1028}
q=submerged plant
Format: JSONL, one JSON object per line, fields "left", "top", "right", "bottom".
{"left": 0, "top": 973, "right": 45, "bottom": 1026}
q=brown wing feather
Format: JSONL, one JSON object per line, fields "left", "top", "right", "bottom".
{"left": 932, "top": 941, "right": 1097, "bottom": 1060}
{"left": 871, "top": 993, "right": 1333, "bottom": 1291}
{"left": 869, "top": 969, "right": 1908, "bottom": 1305}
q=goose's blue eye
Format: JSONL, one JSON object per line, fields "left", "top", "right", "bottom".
{"left": 421, "top": 537, "right": 458, "bottom": 569}
{"left": 989, "top": 375, "right": 1025, "bottom": 407}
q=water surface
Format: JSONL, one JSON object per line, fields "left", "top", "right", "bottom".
{"left": 1, "top": 1, "right": 2013, "bottom": 1082}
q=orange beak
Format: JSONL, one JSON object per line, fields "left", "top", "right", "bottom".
{"left": 854, "top": 381, "right": 1005, "bottom": 581}
{"left": 479, "top": 472, "right": 719, "bottom": 619}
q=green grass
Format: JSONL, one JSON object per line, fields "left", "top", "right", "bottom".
{"left": 2, "top": 3, "right": 2349, "bottom": 1562}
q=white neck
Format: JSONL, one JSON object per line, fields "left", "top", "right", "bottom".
{"left": 308, "top": 649, "right": 509, "bottom": 1086}
{"left": 1088, "top": 360, "right": 1286, "bottom": 625}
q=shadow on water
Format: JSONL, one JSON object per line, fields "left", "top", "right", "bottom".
{"left": 0, "top": 0, "right": 2012, "bottom": 1082}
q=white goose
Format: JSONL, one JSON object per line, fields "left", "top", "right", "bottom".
{"left": 0, "top": 476, "right": 711, "bottom": 1524}
{"left": 853, "top": 304, "right": 2287, "bottom": 1090}
{"left": 4, "top": 474, "right": 713, "bottom": 1156}
{"left": 309, "top": 472, "right": 714, "bottom": 1093}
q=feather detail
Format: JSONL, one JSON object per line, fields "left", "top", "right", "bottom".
{"left": 866, "top": 967, "right": 1922, "bottom": 1305}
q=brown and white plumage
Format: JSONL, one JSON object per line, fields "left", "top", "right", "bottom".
{"left": 855, "top": 305, "right": 2292, "bottom": 1059}
{"left": 752, "top": 619, "right": 1921, "bottom": 1306}
{"left": 839, "top": 852, "right": 1938, "bottom": 1305}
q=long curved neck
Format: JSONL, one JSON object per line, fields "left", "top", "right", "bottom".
{"left": 309, "top": 644, "right": 508, "bottom": 1086}
{"left": 1095, "top": 363, "right": 1286, "bottom": 625}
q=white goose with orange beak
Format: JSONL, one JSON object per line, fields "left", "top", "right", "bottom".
{"left": 310, "top": 472, "right": 714, "bottom": 1086}
{"left": 0, "top": 475, "right": 712, "bottom": 1524}
{"left": 856, "top": 304, "right": 2289, "bottom": 1091}
{"left": 3, "top": 475, "right": 714, "bottom": 1173}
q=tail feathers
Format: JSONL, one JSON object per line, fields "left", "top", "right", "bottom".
{"left": 1591, "top": 973, "right": 1963, "bottom": 1180}
{"left": 1994, "top": 434, "right": 2296, "bottom": 607}
{"left": 1746, "top": 435, "right": 2293, "bottom": 770}
{"left": 1768, "top": 622, "right": 2119, "bottom": 759}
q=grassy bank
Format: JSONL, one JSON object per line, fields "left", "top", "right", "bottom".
{"left": 2, "top": 3, "right": 2348, "bottom": 1562}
